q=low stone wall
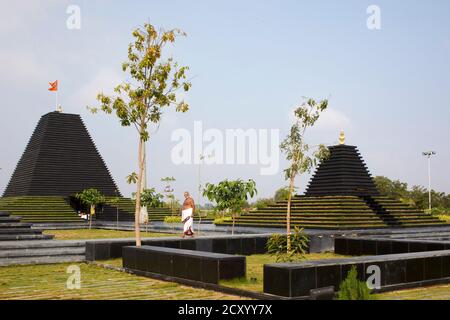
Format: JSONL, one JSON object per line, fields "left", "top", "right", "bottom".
{"left": 85, "top": 234, "right": 335, "bottom": 261}
{"left": 335, "top": 237, "right": 450, "bottom": 256}
{"left": 123, "top": 246, "right": 246, "bottom": 284}
{"left": 264, "top": 249, "right": 450, "bottom": 298}
{"left": 86, "top": 235, "right": 270, "bottom": 261}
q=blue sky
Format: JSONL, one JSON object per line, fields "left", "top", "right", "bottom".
{"left": 0, "top": 1, "right": 449, "bottom": 203}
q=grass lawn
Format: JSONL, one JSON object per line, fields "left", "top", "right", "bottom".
{"left": 375, "top": 284, "right": 450, "bottom": 300}
{"left": 44, "top": 229, "right": 173, "bottom": 240}
{"left": 220, "top": 253, "right": 349, "bottom": 292}
{"left": 0, "top": 263, "right": 247, "bottom": 300}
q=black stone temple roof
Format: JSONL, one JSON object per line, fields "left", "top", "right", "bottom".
{"left": 3, "top": 112, "right": 121, "bottom": 197}
{"left": 304, "top": 144, "right": 379, "bottom": 196}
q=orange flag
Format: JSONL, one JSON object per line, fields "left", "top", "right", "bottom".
{"left": 48, "top": 80, "right": 58, "bottom": 91}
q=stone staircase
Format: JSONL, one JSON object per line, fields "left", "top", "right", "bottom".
{"left": 0, "top": 196, "right": 82, "bottom": 223}
{"left": 0, "top": 210, "right": 86, "bottom": 266}
{"left": 0, "top": 240, "right": 85, "bottom": 266}
{"left": 216, "top": 195, "right": 447, "bottom": 230}
{"left": 0, "top": 211, "right": 53, "bottom": 241}
{"left": 370, "top": 196, "right": 444, "bottom": 227}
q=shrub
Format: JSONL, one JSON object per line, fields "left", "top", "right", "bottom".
{"left": 266, "top": 227, "right": 309, "bottom": 262}
{"left": 213, "top": 217, "right": 232, "bottom": 225}
{"left": 140, "top": 188, "right": 164, "bottom": 208}
{"left": 430, "top": 207, "right": 449, "bottom": 216}
{"left": 164, "top": 216, "right": 181, "bottom": 224}
{"left": 274, "top": 187, "right": 292, "bottom": 202}
{"left": 254, "top": 198, "right": 275, "bottom": 209}
{"left": 436, "top": 214, "right": 450, "bottom": 223}
{"left": 337, "top": 266, "right": 373, "bottom": 300}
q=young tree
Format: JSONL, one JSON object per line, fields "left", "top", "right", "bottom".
{"left": 161, "top": 176, "right": 176, "bottom": 214}
{"left": 140, "top": 188, "right": 164, "bottom": 209}
{"left": 108, "top": 195, "right": 121, "bottom": 230}
{"left": 75, "top": 188, "right": 105, "bottom": 229}
{"left": 203, "top": 179, "right": 257, "bottom": 234}
{"left": 126, "top": 172, "right": 138, "bottom": 185}
{"left": 373, "top": 176, "right": 409, "bottom": 199}
{"left": 90, "top": 23, "right": 191, "bottom": 246}
{"left": 274, "top": 186, "right": 294, "bottom": 202}
{"left": 280, "top": 98, "right": 330, "bottom": 252}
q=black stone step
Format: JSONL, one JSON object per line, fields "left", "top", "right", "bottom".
{"left": 0, "top": 234, "right": 54, "bottom": 241}
{"left": 0, "top": 255, "right": 85, "bottom": 266}
{"left": 0, "top": 247, "right": 85, "bottom": 259}
{"left": 0, "top": 228, "right": 43, "bottom": 234}
{"left": 0, "top": 216, "right": 22, "bottom": 222}
{"left": 0, "top": 223, "right": 34, "bottom": 228}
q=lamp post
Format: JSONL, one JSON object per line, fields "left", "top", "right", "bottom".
{"left": 115, "top": 189, "right": 119, "bottom": 231}
{"left": 422, "top": 151, "right": 436, "bottom": 211}
{"left": 197, "top": 154, "right": 212, "bottom": 235}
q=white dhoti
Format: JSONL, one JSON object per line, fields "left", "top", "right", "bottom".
{"left": 182, "top": 208, "right": 194, "bottom": 235}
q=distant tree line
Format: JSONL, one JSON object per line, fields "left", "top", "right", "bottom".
{"left": 373, "top": 176, "right": 449, "bottom": 213}
{"left": 249, "top": 178, "right": 450, "bottom": 216}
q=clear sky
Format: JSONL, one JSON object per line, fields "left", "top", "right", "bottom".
{"left": 1, "top": 0, "right": 449, "bottom": 203}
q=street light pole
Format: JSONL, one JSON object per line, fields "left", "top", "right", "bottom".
{"left": 115, "top": 189, "right": 119, "bottom": 231}
{"left": 422, "top": 151, "right": 436, "bottom": 212}
{"left": 197, "top": 154, "right": 212, "bottom": 235}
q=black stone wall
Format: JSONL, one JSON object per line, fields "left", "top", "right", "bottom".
{"left": 335, "top": 237, "right": 450, "bottom": 256}
{"left": 85, "top": 234, "right": 334, "bottom": 261}
{"left": 264, "top": 249, "right": 450, "bottom": 298}
{"left": 85, "top": 235, "right": 271, "bottom": 261}
{"left": 123, "top": 246, "right": 246, "bottom": 284}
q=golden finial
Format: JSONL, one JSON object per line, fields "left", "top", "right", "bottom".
{"left": 339, "top": 130, "right": 345, "bottom": 145}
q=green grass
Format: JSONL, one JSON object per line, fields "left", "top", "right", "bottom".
{"left": 375, "top": 284, "right": 450, "bottom": 300}
{"left": 220, "top": 253, "right": 349, "bottom": 292}
{"left": 98, "top": 258, "right": 123, "bottom": 268}
{"left": 0, "top": 263, "right": 246, "bottom": 300}
{"left": 43, "top": 229, "right": 173, "bottom": 240}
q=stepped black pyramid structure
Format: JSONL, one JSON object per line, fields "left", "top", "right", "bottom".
{"left": 218, "top": 132, "right": 447, "bottom": 230}
{"left": 3, "top": 112, "right": 120, "bottom": 197}
{"left": 304, "top": 144, "right": 379, "bottom": 197}
{"left": 0, "top": 111, "right": 171, "bottom": 223}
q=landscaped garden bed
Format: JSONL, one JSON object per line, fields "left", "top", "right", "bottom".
{"left": 219, "top": 253, "right": 349, "bottom": 292}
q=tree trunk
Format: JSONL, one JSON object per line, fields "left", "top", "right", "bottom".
{"left": 134, "top": 137, "right": 144, "bottom": 247}
{"left": 89, "top": 204, "right": 95, "bottom": 230}
{"left": 232, "top": 214, "right": 235, "bottom": 235}
{"left": 198, "top": 211, "right": 202, "bottom": 236}
{"left": 287, "top": 175, "right": 295, "bottom": 253}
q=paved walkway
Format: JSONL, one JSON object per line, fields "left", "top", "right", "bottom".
{"left": 0, "top": 263, "right": 247, "bottom": 300}
{"left": 95, "top": 221, "right": 450, "bottom": 237}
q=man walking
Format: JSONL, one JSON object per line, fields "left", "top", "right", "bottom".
{"left": 181, "top": 191, "right": 195, "bottom": 237}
